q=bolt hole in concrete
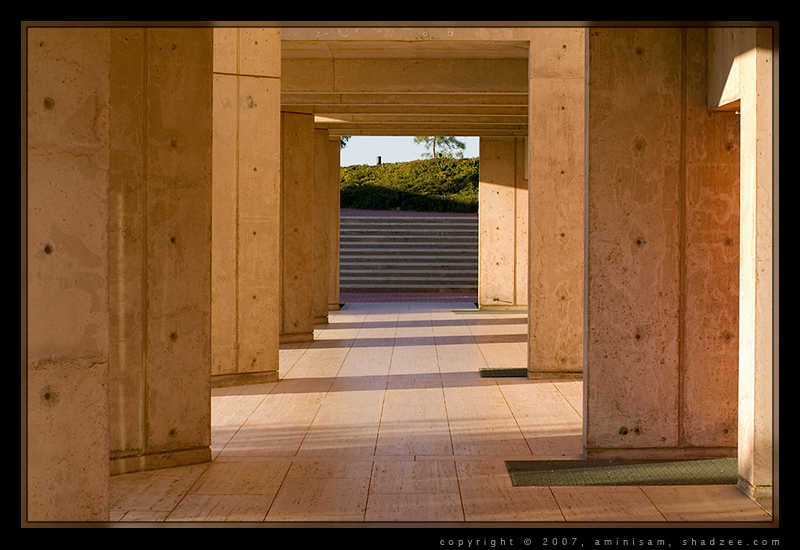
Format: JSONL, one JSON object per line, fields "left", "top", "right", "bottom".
{"left": 44, "top": 244, "right": 53, "bottom": 254}
{"left": 41, "top": 387, "right": 58, "bottom": 406}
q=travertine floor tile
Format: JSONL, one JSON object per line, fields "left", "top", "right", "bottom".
{"left": 499, "top": 380, "right": 583, "bottom": 458}
{"left": 434, "top": 334, "right": 488, "bottom": 375}
{"left": 265, "top": 477, "right": 370, "bottom": 521}
{"left": 216, "top": 379, "right": 327, "bottom": 458}
{"left": 550, "top": 486, "right": 666, "bottom": 522}
{"left": 211, "top": 384, "right": 273, "bottom": 458}
{"left": 285, "top": 459, "right": 373, "bottom": 479}
{"left": 370, "top": 460, "right": 459, "bottom": 494}
{"left": 365, "top": 493, "right": 463, "bottom": 522}
{"left": 296, "top": 379, "right": 386, "bottom": 456}
{"left": 640, "top": 486, "right": 773, "bottom": 522}
{"left": 376, "top": 378, "right": 452, "bottom": 456}
{"left": 110, "top": 464, "right": 209, "bottom": 514}
{"left": 456, "top": 459, "right": 565, "bottom": 522}
{"left": 552, "top": 380, "right": 583, "bottom": 416}
{"left": 113, "top": 510, "right": 171, "bottom": 522}
{"left": 166, "top": 494, "right": 274, "bottom": 522}
{"left": 444, "top": 380, "right": 532, "bottom": 456}
{"left": 189, "top": 460, "right": 291, "bottom": 495}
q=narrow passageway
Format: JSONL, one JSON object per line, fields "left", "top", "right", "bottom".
{"left": 109, "top": 302, "right": 771, "bottom": 523}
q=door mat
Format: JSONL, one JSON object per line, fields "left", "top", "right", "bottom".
{"left": 453, "top": 310, "right": 528, "bottom": 314}
{"left": 480, "top": 368, "right": 528, "bottom": 378}
{"left": 505, "top": 458, "right": 738, "bottom": 487}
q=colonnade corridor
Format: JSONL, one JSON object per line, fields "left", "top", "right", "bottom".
{"left": 109, "top": 301, "right": 771, "bottom": 523}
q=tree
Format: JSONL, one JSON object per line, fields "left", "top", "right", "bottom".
{"left": 413, "top": 136, "right": 466, "bottom": 159}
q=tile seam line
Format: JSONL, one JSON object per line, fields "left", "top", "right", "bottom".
{"left": 497, "top": 380, "right": 535, "bottom": 457}
{"left": 213, "top": 71, "right": 279, "bottom": 79}
{"left": 211, "top": 379, "right": 279, "bottom": 458}
{"left": 262, "top": 459, "right": 295, "bottom": 521}
{"left": 638, "top": 485, "right": 670, "bottom": 522}
{"left": 161, "top": 462, "right": 213, "bottom": 521}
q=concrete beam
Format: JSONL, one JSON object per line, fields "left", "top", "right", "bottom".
{"left": 282, "top": 58, "right": 527, "bottom": 94}
{"left": 282, "top": 92, "right": 528, "bottom": 107}
{"left": 281, "top": 56, "right": 528, "bottom": 137}
{"left": 280, "top": 27, "right": 534, "bottom": 49}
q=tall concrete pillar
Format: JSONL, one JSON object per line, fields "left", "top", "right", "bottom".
{"left": 280, "top": 111, "right": 316, "bottom": 343}
{"left": 27, "top": 27, "right": 111, "bottom": 522}
{"left": 328, "top": 137, "right": 342, "bottom": 312}
{"left": 585, "top": 28, "right": 740, "bottom": 460}
{"left": 211, "top": 29, "right": 281, "bottom": 387}
{"left": 736, "top": 28, "right": 773, "bottom": 501}
{"left": 526, "top": 29, "right": 585, "bottom": 379}
{"left": 313, "top": 127, "right": 332, "bottom": 325}
{"left": 105, "top": 28, "right": 214, "bottom": 474}
{"left": 479, "top": 137, "right": 528, "bottom": 310}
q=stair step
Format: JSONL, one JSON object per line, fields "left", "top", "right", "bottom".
{"left": 339, "top": 214, "right": 478, "bottom": 292}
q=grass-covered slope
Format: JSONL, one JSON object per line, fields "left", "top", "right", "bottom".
{"left": 339, "top": 157, "right": 479, "bottom": 213}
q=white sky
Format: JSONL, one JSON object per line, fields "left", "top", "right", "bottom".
{"left": 339, "top": 136, "right": 480, "bottom": 166}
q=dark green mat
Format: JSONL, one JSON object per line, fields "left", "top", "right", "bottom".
{"left": 480, "top": 368, "right": 528, "bottom": 378}
{"left": 506, "top": 458, "right": 738, "bottom": 487}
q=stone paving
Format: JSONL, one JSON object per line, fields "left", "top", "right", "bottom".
{"left": 109, "top": 302, "right": 773, "bottom": 524}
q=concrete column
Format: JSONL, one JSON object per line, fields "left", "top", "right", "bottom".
{"left": 280, "top": 111, "right": 316, "bottom": 343}
{"left": 211, "top": 29, "right": 281, "bottom": 387}
{"left": 106, "top": 28, "right": 214, "bottom": 474}
{"left": 479, "top": 137, "right": 528, "bottom": 309}
{"left": 313, "top": 127, "right": 331, "bottom": 325}
{"left": 736, "top": 28, "right": 773, "bottom": 501}
{"left": 27, "top": 27, "right": 111, "bottom": 521}
{"left": 328, "top": 137, "right": 342, "bottom": 312}
{"left": 585, "top": 28, "right": 740, "bottom": 460}
{"left": 526, "top": 29, "right": 585, "bottom": 379}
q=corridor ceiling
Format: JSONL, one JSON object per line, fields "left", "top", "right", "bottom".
{"left": 280, "top": 27, "right": 530, "bottom": 138}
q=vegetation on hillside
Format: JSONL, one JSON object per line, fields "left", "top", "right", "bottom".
{"left": 339, "top": 157, "right": 479, "bottom": 213}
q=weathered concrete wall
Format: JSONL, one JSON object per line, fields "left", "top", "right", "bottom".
{"left": 107, "top": 28, "right": 213, "bottom": 474}
{"left": 585, "top": 28, "right": 740, "bottom": 459}
{"left": 27, "top": 27, "right": 111, "bottom": 522}
{"left": 526, "top": 28, "right": 585, "bottom": 379}
{"left": 734, "top": 28, "right": 774, "bottom": 501}
{"left": 280, "top": 111, "right": 316, "bottom": 343}
{"left": 212, "top": 29, "right": 281, "bottom": 387}
{"left": 479, "top": 137, "right": 528, "bottom": 309}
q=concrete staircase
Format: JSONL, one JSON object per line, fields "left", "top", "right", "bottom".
{"left": 339, "top": 214, "right": 479, "bottom": 293}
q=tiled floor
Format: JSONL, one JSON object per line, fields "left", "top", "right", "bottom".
{"left": 109, "top": 302, "right": 774, "bottom": 524}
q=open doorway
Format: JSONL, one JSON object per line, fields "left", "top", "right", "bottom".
{"left": 337, "top": 136, "right": 481, "bottom": 302}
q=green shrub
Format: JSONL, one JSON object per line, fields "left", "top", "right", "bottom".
{"left": 340, "top": 157, "right": 479, "bottom": 213}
